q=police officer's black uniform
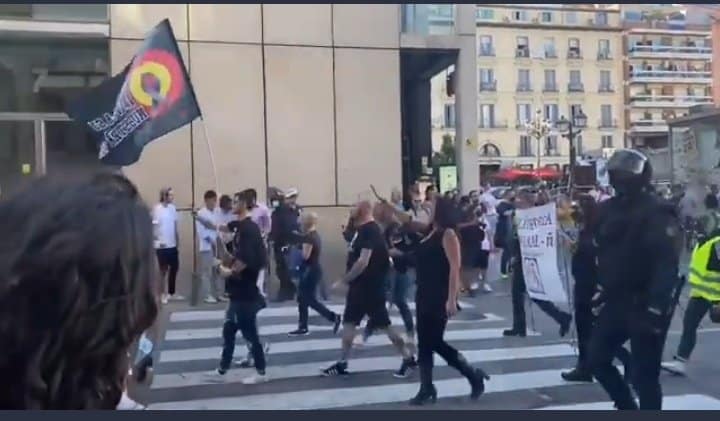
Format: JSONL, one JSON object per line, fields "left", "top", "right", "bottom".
{"left": 589, "top": 149, "right": 683, "bottom": 410}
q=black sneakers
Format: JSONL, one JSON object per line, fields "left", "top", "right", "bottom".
{"left": 322, "top": 361, "right": 350, "bottom": 377}
{"left": 502, "top": 328, "right": 527, "bottom": 337}
{"left": 288, "top": 328, "right": 310, "bottom": 337}
{"left": 393, "top": 357, "right": 418, "bottom": 379}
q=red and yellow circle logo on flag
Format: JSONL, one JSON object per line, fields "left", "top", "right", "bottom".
{"left": 128, "top": 49, "right": 185, "bottom": 118}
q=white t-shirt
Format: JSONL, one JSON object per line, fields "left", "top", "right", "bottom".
{"left": 480, "top": 192, "right": 498, "bottom": 215}
{"left": 479, "top": 216, "right": 491, "bottom": 251}
{"left": 217, "top": 209, "right": 237, "bottom": 245}
{"left": 196, "top": 207, "right": 219, "bottom": 253}
{"left": 153, "top": 203, "right": 178, "bottom": 249}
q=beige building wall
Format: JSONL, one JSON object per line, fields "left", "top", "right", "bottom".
{"left": 431, "top": 5, "right": 624, "bottom": 173}
{"left": 109, "top": 4, "right": 403, "bottom": 297}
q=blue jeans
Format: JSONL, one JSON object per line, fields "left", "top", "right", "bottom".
{"left": 220, "top": 299, "right": 266, "bottom": 372}
{"left": 364, "top": 270, "right": 414, "bottom": 338}
{"left": 298, "top": 265, "right": 337, "bottom": 329}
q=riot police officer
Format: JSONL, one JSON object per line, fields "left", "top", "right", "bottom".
{"left": 589, "top": 149, "right": 683, "bottom": 410}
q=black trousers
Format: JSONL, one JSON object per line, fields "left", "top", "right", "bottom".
{"left": 156, "top": 247, "right": 179, "bottom": 295}
{"left": 589, "top": 301, "right": 669, "bottom": 410}
{"left": 677, "top": 296, "right": 715, "bottom": 360}
{"left": 297, "top": 266, "right": 336, "bottom": 329}
{"left": 221, "top": 299, "right": 266, "bottom": 372}
{"left": 416, "top": 310, "right": 474, "bottom": 385}
{"left": 500, "top": 249, "right": 511, "bottom": 275}
{"left": 273, "top": 244, "right": 296, "bottom": 300}
{"left": 510, "top": 258, "right": 569, "bottom": 332}
{"left": 574, "top": 284, "right": 632, "bottom": 373}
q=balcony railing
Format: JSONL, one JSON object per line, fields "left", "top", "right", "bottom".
{"left": 598, "top": 118, "right": 618, "bottom": 129}
{"left": 599, "top": 84, "right": 615, "bottom": 93}
{"left": 629, "top": 45, "right": 712, "bottom": 55}
{"left": 515, "top": 48, "right": 530, "bottom": 58}
{"left": 543, "top": 83, "right": 559, "bottom": 93}
{"left": 516, "top": 84, "right": 532, "bottom": 92}
{"left": 567, "top": 50, "right": 582, "bottom": 60}
{"left": 479, "top": 80, "right": 497, "bottom": 92}
{"left": 630, "top": 119, "right": 669, "bottom": 132}
{"left": 479, "top": 46, "right": 495, "bottom": 57}
{"left": 518, "top": 147, "right": 535, "bottom": 157}
{"left": 479, "top": 119, "right": 509, "bottom": 129}
{"left": 568, "top": 83, "right": 585, "bottom": 93}
{"left": 630, "top": 95, "right": 713, "bottom": 106}
{"left": 597, "top": 50, "right": 613, "bottom": 61}
{"left": 630, "top": 69, "right": 712, "bottom": 81}
{"left": 544, "top": 50, "right": 558, "bottom": 59}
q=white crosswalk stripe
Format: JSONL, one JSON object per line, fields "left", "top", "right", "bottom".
{"left": 143, "top": 302, "right": 720, "bottom": 410}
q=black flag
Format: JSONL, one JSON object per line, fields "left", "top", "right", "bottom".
{"left": 67, "top": 19, "right": 201, "bottom": 166}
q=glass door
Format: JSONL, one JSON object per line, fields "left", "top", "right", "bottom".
{"left": 44, "top": 119, "right": 115, "bottom": 181}
{"left": 0, "top": 118, "right": 39, "bottom": 198}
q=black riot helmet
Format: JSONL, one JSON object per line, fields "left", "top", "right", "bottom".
{"left": 605, "top": 149, "right": 652, "bottom": 197}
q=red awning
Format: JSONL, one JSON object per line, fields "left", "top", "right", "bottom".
{"left": 533, "top": 167, "right": 563, "bottom": 180}
{"left": 493, "top": 168, "right": 538, "bottom": 182}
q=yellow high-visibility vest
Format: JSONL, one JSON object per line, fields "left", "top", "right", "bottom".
{"left": 689, "top": 236, "right": 720, "bottom": 302}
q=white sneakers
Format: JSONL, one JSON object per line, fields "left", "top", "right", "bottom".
{"left": 204, "top": 296, "right": 219, "bottom": 304}
{"left": 661, "top": 359, "right": 687, "bottom": 376}
{"left": 241, "top": 373, "right": 269, "bottom": 385}
{"left": 161, "top": 294, "right": 185, "bottom": 305}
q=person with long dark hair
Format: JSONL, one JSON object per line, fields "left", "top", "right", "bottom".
{"left": 0, "top": 175, "right": 159, "bottom": 409}
{"left": 408, "top": 196, "right": 490, "bottom": 405}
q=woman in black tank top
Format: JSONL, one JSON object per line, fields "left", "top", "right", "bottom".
{"left": 409, "top": 196, "right": 490, "bottom": 406}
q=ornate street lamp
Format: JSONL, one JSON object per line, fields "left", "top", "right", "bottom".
{"left": 523, "top": 108, "right": 553, "bottom": 171}
{"left": 556, "top": 109, "right": 588, "bottom": 194}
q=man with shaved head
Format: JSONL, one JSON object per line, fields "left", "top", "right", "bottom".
{"left": 323, "top": 199, "right": 417, "bottom": 378}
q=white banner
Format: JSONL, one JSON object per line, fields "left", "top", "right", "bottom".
{"left": 515, "top": 203, "right": 568, "bottom": 304}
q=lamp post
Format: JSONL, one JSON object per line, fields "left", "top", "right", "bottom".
{"left": 523, "top": 108, "right": 552, "bottom": 171}
{"left": 556, "top": 109, "right": 588, "bottom": 195}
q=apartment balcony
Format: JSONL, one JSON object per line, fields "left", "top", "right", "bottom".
{"left": 567, "top": 50, "right": 582, "bottom": 60}
{"left": 598, "top": 84, "right": 615, "bottom": 93}
{"left": 628, "top": 69, "right": 712, "bottom": 84}
{"left": 629, "top": 95, "right": 713, "bottom": 108}
{"left": 516, "top": 84, "right": 532, "bottom": 93}
{"left": 479, "top": 80, "right": 497, "bottom": 92}
{"left": 629, "top": 119, "right": 669, "bottom": 133}
{"left": 478, "top": 120, "right": 509, "bottom": 130}
{"left": 628, "top": 44, "right": 712, "bottom": 60}
{"left": 478, "top": 46, "right": 495, "bottom": 57}
{"left": 544, "top": 50, "right": 558, "bottom": 59}
{"left": 598, "top": 118, "right": 619, "bottom": 129}
{"left": 515, "top": 48, "right": 530, "bottom": 59}
{"left": 543, "top": 83, "right": 559, "bottom": 93}
{"left": 597, "top": 50, "right": 613, "bottom": 61}
{"left": 568, "top": 83, "right": 585, "bottom": 93}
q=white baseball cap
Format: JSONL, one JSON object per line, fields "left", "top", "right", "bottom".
{"left": 284, "top": 187, "right": 299, "bottom": 198}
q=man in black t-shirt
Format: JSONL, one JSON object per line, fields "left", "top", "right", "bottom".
{"left": 215, "top": 190, "right": 269, "bottom": 385}
{"left": 322, "top": 200, "right": 417, "bottom": 378}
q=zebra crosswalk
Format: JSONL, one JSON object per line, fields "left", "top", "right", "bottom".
{"left": 144, "top": 300, "right": 720, "bottom": 410}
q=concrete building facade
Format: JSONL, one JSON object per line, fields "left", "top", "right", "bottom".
{"left": 431, "top": 4, "right": 625, "bottom": 178}
{"left": 0, "top": 4, "right": 479, "bottom": 297}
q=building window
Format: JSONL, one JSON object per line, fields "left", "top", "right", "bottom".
{"left": 545, "top": 135, "right": 559, "bottom": 156}
{"left": 602, "top": 135, "right": 614, "bottom": 148}
{"left": 480, "top": 143, "right": 501, "bottom": 157}
{"left": 543, "top": 69, "right": 557, "bottom": 92}
{"left": 444, "top": 103, "right": 455, "bottom": 128}
{"left": 512, "top": 10, "right": 528, "bottom": 21}
{"left": 479, "top": 104, "right": 495, "bottom": 128}
{"left": 516, "top": 36, "right": 530, "bottom": 58}
{"left": 479, "top": 68, "right": 495, "bottom": 91}
{"left": 569, "top": 70, "right": 583, "bottom": 92}
{"left": 601, "top": 105, "right": 613, "bottom": 127}
{"left": 517, "top": 103, "right": 532, "bottom": 126}
{"left": 478, "top": 8, "right": 494, "bottom": 20}
{"left": 0, "top": 4, "right": 108, "bottom": 22}
{"left": 565, "top": 11, "right": 578, "bottom": 24}
{"left": 570, "top": 104, "right": 583, "bottom": 119}
{"left": 568, "top": 38, "right": 581, "bottom": 58}
{"left": 599, "top": 70, "right": 612, "bottom": 92}
{"left": 520, "top": 135, "right": 533, "bottom": 156}
{"left": 595, "top": 11, "right": 608, "bottom": 25}
{"left": 544, "top": 103, "right": 559, "bottom": 123}
{"left": 598, "top": 39, "right": 611, "bottom": 60}
{"left": 479, "top": 35, "right": 494, "bottom": 56}
{"left": 517, "top": 69, "right": 531, "bottom": 91}
{"left": 544, "top": 37, "right": 557, "bottom": 58}
{"left": 541, "top": 11, "right": 553, "bottom": 23}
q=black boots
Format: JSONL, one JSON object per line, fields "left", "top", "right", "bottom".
{"left": 561, "top": 367, "right": 593, "bottom": 383}
{"left": 409, "top": 363, "right": 437, "bottom": 406}
{"left": 454, "top": 354, "right": 490, "bottom": 400}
